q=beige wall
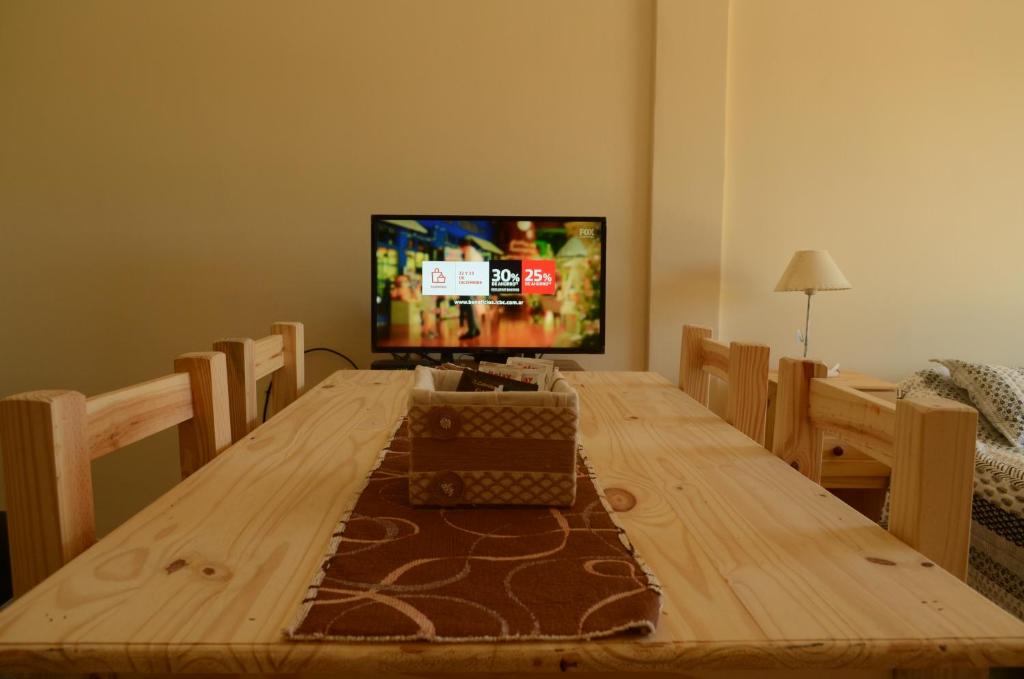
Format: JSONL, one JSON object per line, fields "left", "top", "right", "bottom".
{"left": 3, "top": 0, "right": 1022, "bottom": 536}
{"left": 720, "top": 0, "right": 1024, "bottom": 380}
{"left": 648, "top": 0, "right": 730, "bottom": 380}
{"left": 0, "top": 0, "right": 655, "bottom": 533}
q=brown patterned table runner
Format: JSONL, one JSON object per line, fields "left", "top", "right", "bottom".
{"left": 288, "top": 419, "right": 661, "bottom": 642}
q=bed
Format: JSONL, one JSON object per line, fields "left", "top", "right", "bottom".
{"left": 900, "top": 366, "right": 1024, "bottom": 619}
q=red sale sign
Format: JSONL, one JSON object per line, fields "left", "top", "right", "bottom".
{"left": 522, "top": 259, "right": 556, "bottom": 294}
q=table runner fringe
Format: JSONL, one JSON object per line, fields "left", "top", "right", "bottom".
{"left": 287, "top": 619, "right": 655, "bottom": 643}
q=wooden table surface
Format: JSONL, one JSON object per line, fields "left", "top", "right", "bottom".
{"left": 0, "top": 371, "right": 1022, "bottom": 675}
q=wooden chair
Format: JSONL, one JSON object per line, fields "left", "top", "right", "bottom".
{"left": 679, "top": 324, "right": 771, "bottom": 445}
{"left": 213, "top": 322, "right": 304, "bottom": 443}
{"left": 0, "top": 352, "right": 231, "bottom": 597}
{"left": 772, "top": 357, "right": 977, "bottom": 580}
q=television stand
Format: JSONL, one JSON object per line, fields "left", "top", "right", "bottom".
{"left": 369, "top": 356, "right": 435, "bottom": 371}
{"left": 370, "top": 353, "right": 583, "bottom": 372}
{"left": 468, "top": 357, "right": 583, "bottom": 371}
{"left": 462, "top": 350, "right": 515, "bottom": 365}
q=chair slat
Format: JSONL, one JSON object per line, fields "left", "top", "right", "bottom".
{"left": 809, "top": 378, "right": 896, "bottom": 466}
{"left": 253, "top": 334, "right": 284, "bottom": 379}
{"left": 86, "top": 373, "right": 193, "bottom": 459}
{"left": 699, "top": 337, "right": 730, "bottom": 381}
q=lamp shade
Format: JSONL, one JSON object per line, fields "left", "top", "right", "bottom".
{"left": 774, "top": 250, "right": 851, "bottom": 293}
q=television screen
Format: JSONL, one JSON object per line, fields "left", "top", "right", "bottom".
{"left": 371, "top": 215, "right": 605, "bottom": 354}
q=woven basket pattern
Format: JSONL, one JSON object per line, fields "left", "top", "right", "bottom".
{"left": 410, "top": 470, "right": 577, "bottom": 506}
{"left": 409, "top": 405, "right": 576, "bottom": 440}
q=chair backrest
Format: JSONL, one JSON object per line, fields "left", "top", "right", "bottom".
{"left": 0, "top": 352, "right": 231, "bottom": 597}
{"left": 213, "top": 322, "right": 304, "bottom": 443}
{"left": 772, "top": 357, "right": 977, "bottom": 579}
{"left": 679, "top": 324, "right": 771, "bottom": 445}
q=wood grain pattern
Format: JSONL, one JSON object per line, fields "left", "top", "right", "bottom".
{"left": 0, "top": 390, "right": 92, "bottom": 597}
{"left": 252, "top": 333, "right": 284, "bottom": 379}
{"left": 268, "top": 321, "right": 305, "bottom": 416}
{"left": 809, "top": 379, "right": 897, "bottom": 466}
{"left": 173, "top": 352, "right": 232, "bottom": 478}
{"left": 212, "top": 337, "right": 257, "bottom": 442}
{"left": 0, "top": 372, "right": 1022, "bottom": 674}
{"left": 679, "top": 324, "right": 712, "bottom": 405}
{"left": 889, "top": 397, "right": 977, "bottom": 580}
{"left": 86, "top": 373, "right": 194, "bottom": 459}
{"left": 772, "top": 358, "right": 828, "bottom": 481}
{"left": 699, "top": 336, "right": 730, "bottom": 381}
{"left": 724, "top": 341, "right": 770, "bottom": 445}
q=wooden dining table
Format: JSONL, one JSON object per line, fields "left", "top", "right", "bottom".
{"left": 1, "top": 370, "right": 1023, "bottom": 677}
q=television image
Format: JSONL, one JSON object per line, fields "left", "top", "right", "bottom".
{"left": 372, "top": 215, "right": 605, "bottom": 354}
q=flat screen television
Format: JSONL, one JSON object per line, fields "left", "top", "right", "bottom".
{"left": 371, "top": 215, "right": 606, "bottom": 355}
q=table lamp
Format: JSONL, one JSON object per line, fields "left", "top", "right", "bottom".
{"left": 774, "top": 250, "right": 851, "bottom": 357}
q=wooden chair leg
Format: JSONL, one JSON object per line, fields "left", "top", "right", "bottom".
{"left": 269, "top": 321, "right": 304, "bottom": 414}
{"left": 212, "top": 338, "right": 256, "bottom": 443}
{"left": 771, "top": 357, "right": 828, "bottom": 482}
{"left": 0, "top": 390, "right": 92, "bottom": 597}
{"left": 174, "top": 352, "right": 232, "bottom": 478}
